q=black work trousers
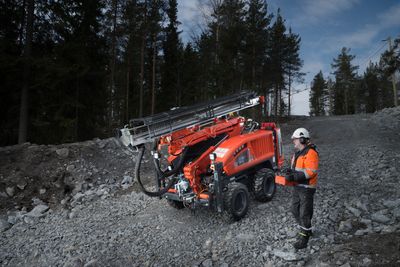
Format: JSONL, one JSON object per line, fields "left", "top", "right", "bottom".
{"left": 291, "top": 186, "right": 316, "bottom": 233}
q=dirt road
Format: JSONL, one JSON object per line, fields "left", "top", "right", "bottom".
{"left": 1, "top": 109, "right": 400, "bottom": 266}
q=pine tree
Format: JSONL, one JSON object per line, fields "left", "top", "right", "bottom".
{"left": 361, "top": 62, "right": 380, "bottom": 113}
{"left": 138, "top": 0, "right": 148, "bottom": 117}
{"left": 326, "top": 77, "right": 335, "bottom": 115}
{"left": 309, "top": 71, "right": 327, "bottom": 116}
{"left": 123, "top": 0, "right": 147, "bottom": 120}
{"left": 147, "top": 0, "right": 164, "bottom": 115}
{"left": 268, "top": 9, "right": 286, "bottom": 117}
{"left": 161, "top": 0, "right": 182, "bottom": 109}
{"left": 211, "top": 0, "right": 247, "bottom": 95}
{"left": 284, "top": 28, "right": 304, "bottom": 116}
{"left": 104, "top": 0, "right": 121, "bottom": 129}
{"left": 377, "top": 57, "right": 395, "bottom": 109}
{"left": 243, "top": 0, "right": 271, "bottom": 93}
{"left": 0, "top": 0, "right": 26, "bottom": 145}
{"left": 196, "top": 32, "right": 215, "bottom": 101}
{"left": 331, "top": 47, "right": 359, "bottom": 115}
{"left": 380, "top": 37, "right": 399, "bottom": 107}
{"left": 380, "top": 37, "right": 400, "bottom": 76}
{"left": 181, "top": 43, "right": 200, "bottom": 106}
{"left": 18, "top": 0, "right": 34, "bottom": 143}
{"left": 42, "top": 0, "right": 108, "bottom": 142}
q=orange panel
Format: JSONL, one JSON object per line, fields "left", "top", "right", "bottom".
{"left": 199, "top": 193, "right": 209, "bottom": 199}
{"left": 275, "top": 175, "right": 295, "bottom": 186}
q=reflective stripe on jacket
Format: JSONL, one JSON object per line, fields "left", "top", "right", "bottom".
{"left": 291, "top": 144, "right": 319, "bottom": 188}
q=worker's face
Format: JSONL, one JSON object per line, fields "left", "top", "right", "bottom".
{"left": 292, "top": 138, "right": 304, "bottom": 151}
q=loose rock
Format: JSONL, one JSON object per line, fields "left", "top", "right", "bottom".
{"left": 56, "top": 148, "right": 69, "bottom": 158}
{"left": 25, "top": 204, "right": 49, "bottom": 218}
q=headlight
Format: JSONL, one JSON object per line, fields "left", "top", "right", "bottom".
{"left": 209, "top": 153, "right": 216, "bottom": 161}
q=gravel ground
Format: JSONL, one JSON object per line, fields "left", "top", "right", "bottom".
{"left": 1, "top": 107, "right": 400, "bottom": 266}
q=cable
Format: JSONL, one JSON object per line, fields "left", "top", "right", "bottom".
{"left": 290, "top": 87, "right": 309, "bottom": 96}
{"left": 358, "top": 42, "right": 387, "bottom": 69}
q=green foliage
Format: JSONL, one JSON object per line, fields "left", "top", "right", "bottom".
{"left": 0, "top": 1, "right": 25, "bottom": 144}
{"left": 243, "top": 0, "right": 272, "bottom": 93}
{"left": 380, "top": 38, "right": 400, "bottom": 76}
{"left": 313, "top": 44, "right": 396, "bottom": 116}
{"left": 1, "top": 0, "right": 307, "bottom": 145}
{"left": 309, "top": 71, "right": 327, "bottom": 116}
{"left": 180, "top": 43, "right": 200, "bottom": 106}
{"left": 161, "top": 0, "right": 182, "bottom": 109}
{"left": 331, "top": 47, "right": 359, "bottom": 115}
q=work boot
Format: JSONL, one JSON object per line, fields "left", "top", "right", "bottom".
{"left": 293, "top": 233, "right": 309, "bottom": 250}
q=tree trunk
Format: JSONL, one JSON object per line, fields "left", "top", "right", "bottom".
{"left": 344, "top": 87, "right": 349, "bottom": 114}
{"left": 75, "top": 75, "right": 80, "bottom": 140}
{"left": 109, "top": 0, "right": 118, "bottom": 127}
{"left": 151, "top": 34, "right": 156, "bottom": 115}
{"left": 18, "top": 0, "right": 26, "bottom": 48}
{"left": 139, "top": 35, "right": 145, "bottom": 117}
{"left": 288, "top": 71, "right": 291, "bottom": 117}
{"left": 252, "top": 46, "right": 256, "bottom": 91}
{"left": 139, "top": 1, "right": 147, "bottom": 117}
{"left": 126, "top": 57, "right": 130, "bottom": 122}
{"left": 278, "top": 86, "right": 282, "bottom": 117}
{"left": 274, "top": 85, "right": 278, "bottom": 118}
{"left": 18, "top": 0, "right": 34, "bottom": 144}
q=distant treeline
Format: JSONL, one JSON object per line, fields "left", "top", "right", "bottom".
{"left": 309, "top": 43, "right": 400, "bottom": 116}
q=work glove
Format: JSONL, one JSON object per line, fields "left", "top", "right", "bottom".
{"left": 286, "top": 170, "right": 307, "bottom": 182}
{"left": 285, "top": 172, "right": 295, "bottom": 182}
{"left": 283, "top": 168, "right": 295, "bottom": 181}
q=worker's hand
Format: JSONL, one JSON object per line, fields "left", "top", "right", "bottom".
{"left": 285, "top": 172, "right": 295, "bottom": 182}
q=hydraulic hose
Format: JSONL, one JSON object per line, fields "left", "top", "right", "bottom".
{"left": 152, "top": 148, "right": 188, "bottom": 178}
{"left": 135, "top": 145, "right": 187, "bottom": 197}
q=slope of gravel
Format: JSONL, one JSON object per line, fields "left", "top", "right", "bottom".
{"left": 1, "top": 110, "right": 400, "bottom": 267}
{"left": 371, "top": 105, "right": 400, "bottom": 132}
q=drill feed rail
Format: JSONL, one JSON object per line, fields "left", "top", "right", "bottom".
{"left": 119, "top": 92, "right": 262, "bottom": 147}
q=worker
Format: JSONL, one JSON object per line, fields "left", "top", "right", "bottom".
{"left": 284, "top": 127, "right": 319, "bottom": 250}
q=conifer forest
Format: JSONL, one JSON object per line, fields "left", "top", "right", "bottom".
{"left": 1, "top": 0, "right": 399, "bottom": 145}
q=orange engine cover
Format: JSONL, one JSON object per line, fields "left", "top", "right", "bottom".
{"left": 213, "top": 130, "right": 276, "bottom": 176}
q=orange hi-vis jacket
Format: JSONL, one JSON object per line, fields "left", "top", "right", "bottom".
{"left": 291, "top": 144, "right": 319, "bottom": 188}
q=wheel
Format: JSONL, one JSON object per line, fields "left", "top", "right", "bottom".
{"left": 224, "top": 182, "right": 249, "bottom": 221}
{"left": 167, "top": 200, "right": 185, "bottom": 209}
{"left": 253, "top": 168, "right": 276, "bottom": 202}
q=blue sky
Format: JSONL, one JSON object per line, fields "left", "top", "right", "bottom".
{"left": 176, "top": 0, "right": 400, "bottom": 115}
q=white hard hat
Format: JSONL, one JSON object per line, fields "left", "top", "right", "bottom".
{"left": 291, "top": 128, "right": 310, "bottom": 139}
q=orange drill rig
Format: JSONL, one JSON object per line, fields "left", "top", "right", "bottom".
{"left": 119, "top": 92, "right": 284, "bottom": 220}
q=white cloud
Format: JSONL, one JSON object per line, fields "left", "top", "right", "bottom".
{"left": 177, "top": 0, "right": 211, "bottom": 42}
{"left": 377, "top": 3, "right": 400, "bottom": 28}
{"left": 295, "top": 0, "right": 360, "bottom": 26}
{"left": 304, "top": 0, "right": 359, "bottom": 18}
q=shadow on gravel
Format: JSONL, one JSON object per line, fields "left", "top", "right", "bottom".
{"left": 316, "top": 232, "right": 400, "bottom": 266}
